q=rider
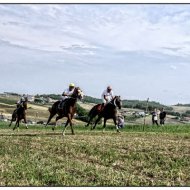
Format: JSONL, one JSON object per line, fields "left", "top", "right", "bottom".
{"left": 17, "top": 94, "right": 27, "bottom": 108}
{"left": 59, "top": 83, "right": 75, "bottom": 109}
{"left": 101, "top": 86, "right": 114, "bottom": 110}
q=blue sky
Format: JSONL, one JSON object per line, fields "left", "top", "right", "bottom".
{"left": 0, "top": 4, "right": 190, "bottom": 105}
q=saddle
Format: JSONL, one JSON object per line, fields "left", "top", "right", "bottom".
{"left": 58, "top": 99, "right": 68, "bottom": 110}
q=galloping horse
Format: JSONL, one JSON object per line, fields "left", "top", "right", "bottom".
{"left": 87, "top": 96, "right": 122, "bottom": 132}
{"left": 45, "top": 87, "right": 84, "bottom": 135}
{"left": 9, "top": 98, "right": 28, "bottom": 130}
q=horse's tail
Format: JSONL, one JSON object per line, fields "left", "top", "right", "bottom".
{"left": 48, "top": 100, "right": 60, "bottom": 114}
{"left": 48, "top": 107, "right": 52, "bottom": 113}
{"left": 12, "top": 109, "right": 17, "bottom": 120}
{"left": 88, "top": 104, "right": 101, "bottom": 117}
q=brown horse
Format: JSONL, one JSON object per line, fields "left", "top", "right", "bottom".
{"left": 9, "top": 99, "right": 28, "bottom": 130}
{"left": 45, "top": 87, "right": 84, "bottom": 135}
{"left": 87, "top": 96, "right": 122, "bottom": 132}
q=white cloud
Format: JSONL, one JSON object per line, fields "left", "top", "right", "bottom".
{"left": 1, "top": 4, "right": 190, "bottom": 57}
{"left": 170, "top": 65, "right": 177, "bottom": 70}
{"left": 1, "top": 4, "right": 190, "bottom": 104}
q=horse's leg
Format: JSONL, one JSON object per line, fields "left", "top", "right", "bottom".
{"left": 86, "top": 112, "right": 97, "bottom": 127}
{"left": 70, "top": 114, "right": 75, "bottom": 135}
{"left": 92, "top": 115, "right": 102, "bottom": 130}
{"left": 23, "top": 115, "right": 28, "bottom": 129}
{"left": 62, "top": 118, "right": 70, "bottom": 136}
{"left": 52, "top": 115, "right": 63, "bottom": 131}
{"left": 62, "top": 113, "right": 73, "bottom": 136}
{"left": 13, "top": 118, "right": 19, "bottom": 131}
{"left": 86, "top": 115, "right": 93, "bottom": 127}
{"left": 45, "top": 112, "right": 56, "bottom": 127}
{"left": 17, "top": 119, "right": 20, "bottom": 132}
{"left": 9, "top": 118, "right": 13, "bottom": 127}
{"left": 102, "top": 118, "right": 107, "bottom": 133}
{"left": 9, "top": 112, "right": 16, "bottom": 127}
{"left": 13, "top": 121, "right": 17, "bottom": 131}
{"left": 113, "top": 116, "right": 120, "bottom": 133}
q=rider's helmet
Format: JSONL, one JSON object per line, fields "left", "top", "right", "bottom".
{"left": 69, "top": 83, "right": 75, "bottom": 90}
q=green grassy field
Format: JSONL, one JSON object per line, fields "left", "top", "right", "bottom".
{"left": 0, "top": 121, "right": 190, "bottom": 186}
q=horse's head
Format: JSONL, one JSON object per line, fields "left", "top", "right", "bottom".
{"left": 23, "top": 100, "right": 28, "bottom": 110}
{"left": 72, "top": 87, "right": 84, "bottom": 100}
{"left": 113, "top": 96, "right": 122, "bottom": 109}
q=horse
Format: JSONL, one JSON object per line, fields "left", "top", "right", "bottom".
{"left": 9, "top": 99, "right": 28, "bottom": 130}
{"left": 87, "top": 96, "right": 122, "bottom": 132}
{"left": 45, "top": 87, "right": 84, "bottom": 135}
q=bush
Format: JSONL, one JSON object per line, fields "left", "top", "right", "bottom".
{"left": 76, "top": 103, "right": 88, "bottom": 122}
{"left": 122, "top": 100, "right": 173, "bottom": 111}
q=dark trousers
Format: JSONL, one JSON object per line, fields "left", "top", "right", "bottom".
{"left": 152, "top": 119, "right": 158, "bottom": 126}
{"left": 160, "top": 119, "right": 165, "bottom": 125}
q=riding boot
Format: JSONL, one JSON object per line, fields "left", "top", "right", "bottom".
{"left": 58, "top": 100, "right": 65, "bottom": 110}
{"left": 58, "top": 101, "right": 62, "bottom": 109}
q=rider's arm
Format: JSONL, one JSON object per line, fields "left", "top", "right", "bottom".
{"left": 62, "top": 89, "right": 69, "bottom": 96}
{"left": 110, "top": 91, "right": 114, "bottom": 99}
{"left": 62, "top": 92, "right": 68, "bottom": 96}
{"left": 104, "top": 95, "right": 108, "bottom": 101}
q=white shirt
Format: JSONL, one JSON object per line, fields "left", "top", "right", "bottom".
{"left": 62, "top": 88, "right": 75, "bottom": 100}
{"left": 118, "top": 117, "right": 124, "bottom": 125}
{"left": 101, "top": 90, "right": 114, "bottom": 101}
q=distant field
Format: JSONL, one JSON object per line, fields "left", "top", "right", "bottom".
{"left": 0, "top": 122, "right": 190, "bottom": 186}
{"left": 172, "top": 105, "right": 190, "bottom": 113}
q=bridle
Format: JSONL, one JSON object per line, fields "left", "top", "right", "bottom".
{"left": 108, "top": 97, "right": 120, "bottom": 108}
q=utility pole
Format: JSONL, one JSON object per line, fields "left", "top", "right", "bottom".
{"left": 143, "top": 98, "right": 149, "bottom": 127}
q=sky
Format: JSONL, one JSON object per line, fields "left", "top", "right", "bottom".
{"left": 0, "top": 4, "right": 190, "bottom": 105}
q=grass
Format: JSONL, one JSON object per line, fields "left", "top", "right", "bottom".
{"left": 0, "top": 97, "right": 17, "bottom": 105}
{"left": 0, "top": 121, "right": 190, "bottom": 186}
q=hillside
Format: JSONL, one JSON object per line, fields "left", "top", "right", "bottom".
{"left": 0, "top": 94, "right": 190, "bottom": 125}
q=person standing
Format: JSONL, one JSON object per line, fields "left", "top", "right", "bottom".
{"left": 151, "top": 108, "right": 159, "bottom": 126}
{"left": 117, "top": 115, "right": 125, "bottom": 129}
{"left": 159, "top": 108, "right": 166, "bottom": 126}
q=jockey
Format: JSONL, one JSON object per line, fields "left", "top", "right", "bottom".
{"left": 100, "top": 86, "right": 114, "bottom": 110}
{"left": 101, "top": 86, "right": 114, "bottom": 105}
{"left": 59, "top": 83, "right": 75, "bottom": 109}
{"left": 17, "top": 94, "right": 27, "bottom": 108}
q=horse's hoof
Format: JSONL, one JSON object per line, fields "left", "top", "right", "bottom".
{"left": 62, "top": 132, "right": 65, "bottom": 136}
{"left": 117, "top": 130, "right": 120, "bottom": 133}
{"left": 52, "top": 127, "right": 55, "bottom": 131}
{"left": 26, "top": 127, "right": 28, "bottom": 129}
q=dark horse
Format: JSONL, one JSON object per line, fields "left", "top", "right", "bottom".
{"left": 9, "top": 99, "right": 28, "bottom": 130}
{"left": 86, "top": 96, "right": 122, "bottom": 132}
{"left": 45, "top": 87, "right": 84, "bottom": 135}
